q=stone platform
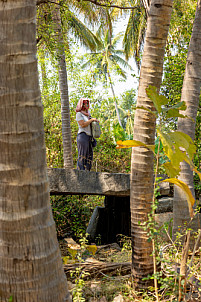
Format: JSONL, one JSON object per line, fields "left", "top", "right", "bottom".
{"left": 47, "top": 168, "right": 173, "bottom": 244}
{"left": 47, "top": 168, "right": 170, "bottom": 197}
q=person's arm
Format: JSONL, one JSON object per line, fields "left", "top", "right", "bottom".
{"left": 78, "top": 118, "right": 98, "bottom": 128}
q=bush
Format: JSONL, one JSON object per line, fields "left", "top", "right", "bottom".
{"left": 50, "top": 195, "right": 104, "bottom": 240}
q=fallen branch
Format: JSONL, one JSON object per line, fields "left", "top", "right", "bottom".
{"left": 64, "top": 260, "right": 131, "bottom": 279}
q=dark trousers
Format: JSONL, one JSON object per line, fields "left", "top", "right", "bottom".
{"left": 77, "top": 132, "right": 93, "bottom": 171}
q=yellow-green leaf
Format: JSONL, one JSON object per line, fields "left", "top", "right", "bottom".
{"left": 146, "top": 86, "right": 169, "bottom": 113}
{"left": 116, "top": 140, "right": 155, "bottom": 152}
{"left": 68, "top": 248, "right": 78, "bottom": 259}
{"left": 164, "top": 101, "right": 187, "bottom": 118}
{"left": 162, "top": 178, "right": 195, "bottom": 218}
{"left": 136, "top": 106, "right": 157, "bottom": 117}
{"left": 162, "top": 162, "right": 180, "bottom": 178}
{"left": 62, "top": 256, "right": 70, "bottom": 265}
{"left": 157, "top": 129, "right": 196, "bottom": 169}
{"left": 166, "top": 108, "right": 186, "bottom": 119}
{"left": 170, "top": 131, "right": 196, "bottom": 160}
{"left": 157, "top": 129, "right": 181, "bottom": 169}
{"left": 86, "top": 245, "right": 97, "bottom": 255}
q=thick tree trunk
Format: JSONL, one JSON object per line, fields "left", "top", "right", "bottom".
{"left": 0, "top": 1, "right": 70, "bottom": 301}
{"left": 130, "top": 0, "right": 173, "bottom": 288}
{"left": 173, "top": 0, "right": 201, "bottom": 238}
{"left": 52, "top": 2, "right": 73, "bottom": 169}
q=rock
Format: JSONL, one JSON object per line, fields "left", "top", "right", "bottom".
{"left": 99, "top": 297, "right": 107, "bottom": 302}
{"left": 86, "top": 206, "right": 104, "bottom": 240}
{"left": 157, "top": 180, "right": 171, "bottom": 196}
{"left": 113, "top": 294, "right": 124, "bottom": 302}
{"left": 155, "top": 212, "right": 173, "bottom": 241}
{"left": 155, "top": 197, "right": 173, "bottom": 213}
{"left": 90, "top": 281, "right": 101, "bottom": 294}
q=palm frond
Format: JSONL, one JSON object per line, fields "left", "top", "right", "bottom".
{"left": 110, "top": 0, "right": 138, "bottom": 20}
{"left": 111, "top": 31, "right": 124, "bottom": 47}
{"left": 123, "top": 4, "right": 146, "bottom": 68}
{"left": 67, "top": 0, "right": 100, "bottom": 26}
{"left": 141, "top": 0, "right": 150, "bottom": 17}
{"left": 63, "top": 10, "right": 102, "bottom": 51}
{"left": 111, "top": 54, "right": 133, "bottom": 70}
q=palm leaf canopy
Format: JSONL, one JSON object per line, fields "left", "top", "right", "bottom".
{"left": 62, "top": 9, "right": 101, "bottom": 51}
{"left": 37, "top": 1, "right": 102, "bottom": 52}
{"left": 82, "top": 27, "right": 132, "bottom": 81}
{"left": 123, "top": 1, "right": 146, "bottom": 66}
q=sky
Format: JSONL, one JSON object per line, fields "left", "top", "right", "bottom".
{"left": 110, "top": 17, "right": 139, "bottom": 96}
{"left": 71, "top": 10, "right": 140, "bottom": 98}
{"left": 112, "top": 61, "right": 139, "bottom": 96}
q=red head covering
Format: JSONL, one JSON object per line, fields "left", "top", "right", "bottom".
{"left": 76, "top": 98, "right": 90, "bottom": 116}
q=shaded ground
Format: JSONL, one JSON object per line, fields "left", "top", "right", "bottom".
{"left": 59, "top": 236, "right": 201, "bottom": 302}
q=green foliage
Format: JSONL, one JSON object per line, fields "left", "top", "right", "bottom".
{"left": 139, "top": 202, "right": 201, "bottom": 301}
{"left": 51, "top": 195, "right": 104, "bottom": 239}
{"left": 161, "top": 0, "right": 196, "bottom": 127}
{"left": 81, "top": 28, "right": 132, "bottom": 81}
{"left": 118, "top": 86, "right": 200, "bottom": 215}
{"left": 146, "top": 86, "right": 187, "bottom": 120}
{"left": 93, "top": 134, "right": 131, "bottom": 173}
{"left": 154, "top": 137, "right": 167, "bottom": 168}
{"left": 37, "top": 0, "right": 100, "bottom": 57}
{"left": 71, "top": 267, "right": 89, "bottom": 302}
{"left": 148, "top": 86, "right": 200, "bottom": 212}
{"left": 146, "top": 86, "right": 198, "bottom": 180}
{"left": 39, "top": 45, "right": 134, "bottom": 172}
{"left": 121, "top": 0, "right": 147, "bottom": 71}
{"left": 38, "top": 59, "right": 64, "bottom": 167}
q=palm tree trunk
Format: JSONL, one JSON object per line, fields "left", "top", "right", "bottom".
{"left": 107, "top": 70, "right": 123, "bottom": 127}
{"left": 52, "top": 2, "right": 73, "bottom": 169}
{"left": 0, "top": 1, "right": 70, "bottom": 301}
{"left": 130, "top": 0, "right": 173, "bottom": 288}
{"left": 173, "top": 0, "right": 201, "bottom": 238}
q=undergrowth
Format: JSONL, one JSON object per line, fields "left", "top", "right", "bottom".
{"left": 60, "top": 221, "right": 201, "bottom": 301}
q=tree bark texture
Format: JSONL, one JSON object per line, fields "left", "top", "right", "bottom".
{"left": 173, "top": 0, "right": 201, "bottom": 238}
{"left": 52, "top": 1, "right": 73, "bottom": 169}
{"left": 130, "top": 0, "right": 173, "bottom": 288}
{"left": 0, "top": 1, "right": 70, "bottom": 301}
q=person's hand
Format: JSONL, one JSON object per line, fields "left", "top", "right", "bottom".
{"left": 91, "top": 118, "right": 99, "bottom": 122}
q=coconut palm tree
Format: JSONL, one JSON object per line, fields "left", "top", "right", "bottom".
{"left": 130, "top": 0, "right": 173, "bottom": 288}
{"left": 173, "top": 0, "right": 201, "bottom": 238}
{"left": 37, "top": 0, "right": 101, "bottom": 169}
{"left": 82, "top": 24, "right": 133, "bottom": 127}
{"left": 0, "top": 1, "right": 70, "bottom": 300}
{"left": 51, "top": 1, "right": 74, "bottom": 169}
{"left": 104, "top": 0, "right": 149, "bottom": 71}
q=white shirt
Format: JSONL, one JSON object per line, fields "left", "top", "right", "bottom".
{"left": 76, "top": 112, "right": 92, "bottom": 136}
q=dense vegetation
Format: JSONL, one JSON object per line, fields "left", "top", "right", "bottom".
{"left": 37, "top": 0, "right": 201, "bottom": 300}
